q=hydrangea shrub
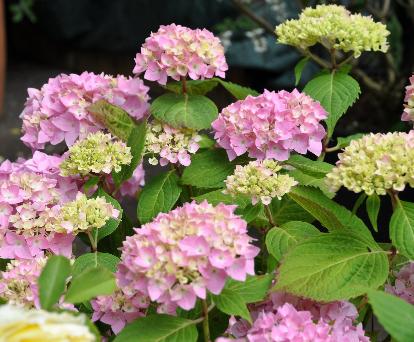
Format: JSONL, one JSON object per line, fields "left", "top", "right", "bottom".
{"left": 1, "top": 4, "right": 414, "bottom": 342}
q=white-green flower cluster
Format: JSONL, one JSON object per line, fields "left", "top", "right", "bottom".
{"left": 326, "top": 132, "right": 414, "bottom": 196}
{"left": 275, "top": 4, "right": 389, "bottom": 57}
{"left": 224, "top": 160, "right": 298, "bottom": 205}
{"left": 60, "top": 131, "right": 132, "bottom": 176}
{"left": 54, "top": 193, "right": 119, "bottom": 235}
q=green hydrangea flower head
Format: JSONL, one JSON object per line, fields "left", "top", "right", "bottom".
{"left": 275, "top": 4, "right": 389, "bottom": 57}
{"left": 60, "top": 131, "right": 132, "bottom": 176}
{"left": 326, "top": 132, "right": 414, "bottom": 196}
{"left": 224, "top": 159, "right": 297, "bottom": 205}
{"left": 55, "top": 193, "right": 119, "bottom": 235}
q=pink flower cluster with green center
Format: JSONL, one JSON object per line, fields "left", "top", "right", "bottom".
{"left": 117, "top": 201, "right": 259, "bottom": 312}
{"left": 402, "top": 75, "right": 414, "bottom": 122}
{"left": 133, "top": 24, "right": 228, "bottom": 85}
{"left": 20, "top": 72, "right": 149, "bottom": 150}
{"left": 386, "top": 262, "right": 414, "bottom": 305}
{"left": 212, "top": 89, "right": 327, "bottom": 161}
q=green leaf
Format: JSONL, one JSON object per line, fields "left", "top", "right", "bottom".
{"left": 65, "top": 266, "right": 116, "bottom": 304}
{"left": 88, "top": 100, "right": 137, "bottom": 141}
{"left": 304, "top": 71, "right": 360, "bottom": 138}
{"left": 38, "top": 256, "right": 71, "bottom": 310}
{"left": 212, "top": 289, "right": 251, "bottom": 323}
{"left": 366, "top": 194, "right": 380, "bottom": 232}
{"left": 368, "top": 290, "right": 414, "bottom": 342}
{"left": 193, "top": 189, "right": 250, "bottom": 208}
{"left": 91, "top": 188, "right": 123, "bottom": 242}
{"left": 336, "top": 133, "right": 364, "bottom": 149}
{"left": 114, "top": 315, "right": 198, "bottom": 342}
{"left": 274, "top": 231, "right": 389, "bottom": 301}
{"left": 215, "top": 78, "right": 259, "bottom": 100}
{"left": 390, "top": 200, "right": 414, "bottom": 259}
{"left": 197, "top": 134, "right": 215, "bottom": 149}
{"left": 112, "top": 120, "right": 147, "bottom": 186}
{"left": 137, "top": 170, "right": 182, "bottom": 224}
{"left": 289, "top": 169, "right": 334, "bottom": 199}
{"left": 266, "top": 221, "right": 320, "bottom": 261}
{"left": 181, "top": 150, "right": 235, "bottom": 188}
{"left": 83, "top": 176, "right": 100, "bottom": 193}
{"left": 150, "top": 93, "right": 218, "bottom": 130}
{"left": 294, "top": 57, "right": 309, "bottom": 86}
{"left": 225, "top": 274, "right": 273, "bottom": 303}
{"left": 165, "top": 79, "right": 219, "bottom": 95}
{"left": 352, "top": 193, "right": 367, "bottom": 214}
{"left": 72, "top": 252, "right": 120, "bottom": 277}
{"left": 269, "top": 197, "right": 314, "bottom": 225}
{"left": 287, "top": 186, "right": 372, "bottom": 242}
{"left": 284, "top": 155, "right": 333, "bottom": 177}
{"left": 235, "top": 203, "right": 262, "bottom": 223}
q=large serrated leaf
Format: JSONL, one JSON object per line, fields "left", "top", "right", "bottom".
{"left": 269, "top": 197, "right": 314, "bottom": 225}
{"left": 114, "top": 315, "right": 198, "bottom": 342}
{"left": 390, "top": 200, "right": 414, "bottom": 259}
{"left": 215, "top": 78, "right": 259, "bottom": 100}
{"left": 285, "top": 155, "right": 333, "bottom": 176}
{"left": 193, "top": 189, "right": 250, "bottom": 208}
{"left": 212, "top": 289, "right": 251, "bottom": 323}
{"left": 72, "top": 252, "right": 120, "bottom": 277}
{"left": 274, "top": 231, "right": 389, "bottom": 301}
{"left": 225, "top": 274, "right": 273, "bottom": 303}
{"left": 137, "top": 170, "right": 182, "bottom": 224}
{"left": 150, "top": 93, "right": 218, "bottom": 130}
{"left": 304, "top": 71, "right": 360, "bottom": 138}
{"left": 165, "top": 79, "right": 219, "bottom": 95}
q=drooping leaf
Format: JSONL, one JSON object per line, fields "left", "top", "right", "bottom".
{"left": 274, "top": 231, "right": 389, "bottom": 301}
{"left": 181, "top": 150, "right": 235, "bottom": 189}
{"left": 368, "top": 290, "right": 414, "bottom": 342}
{"left": 366, "top": 194, "right": 380, "bottom": 232}
{"left": 114, "top": 315, "right": 198, "bottom": 342}
{"left": 212, "top": 289, "right": 251, "bottom": 323}
{"left": 193, "top": 189, "right": 250, "bottom": 208}
{"left": 225, "top": 274, "right": 273, "bottom": 303}
{"left": 112, "top": 120, "right": 147, "bottom": 186}
{"left": 72, "top": 252, "right": 120, "bottom": 277}
{"left": 65, "top": 266, "right": 116, "bottom": 304}
{"left": 390, "top": 200, "right": 414, "bottom": 259}
{"left": 150, "top": 93, "right": 218, "bottom": 130}
{"left": 215, "top": 78, "right": 259, "bottom": 100}
{"left": 304, "top": 71, "right": 360, "bottom": 138}
{"left": 266, "top": 221, "right": 320, "bottom": 261}
{"left": 137, "top": 170, "right": 182, "bottom": 224}
{"left": 88, "top": 100, "right": 136, "bottom": 141}
{"left": 165, "top": 79, "right": 219, "bottom": 95}
{"left": 352, "top": 193, "right": 367, "bottom": 214}
{"left": 38, "top": 256, "right": 71, "bottom": 310}
{"left": 294, "top": 57, "right": 310, "bottom": 86}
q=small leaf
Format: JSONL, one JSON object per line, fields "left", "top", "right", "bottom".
{"left": 266, "top": 221, "right": 320, "bottom": 261}
{"left": 38, "top": 256, "right": 71, "bottom": 310}
{"left": 83, "top": 176, "right": 100, "bottom": 193}
{"left": 336, "top": 133, "right": 365, "bottom": 149}
{"left": 352, "top": 193, "right": 367, "bottom": 214}
{"left": 366, "top": 194, "right": 380, "bottom": 232}
{"left": 390, "top": 200, "right": 414, "bottom": 259}
{"left": 65, "top": 266, "right": 116, "bottom": 304}
{"left": 285, "top": 155, "right": 333, "bottom": 177}
{"left": 72, "top": 252, "right": 120, "bottom": 277}
{"left": 274, "top": 231, "right": 389, "bottom": 301}
{"left": 137, "top": 170, "right": 182, "bottom": 224}
{"left": 225, "top": 274, "right": 273, "bottom": 303}
{"left": 368, "top": 290, "right": 414, "bottom": 342}
{"left": 289, "top": 169, "right": 334, "bottom": 199}
{"left": 114, "top": 315, "right": 198, "bottom": 342}
{"left": 112, "top": 120, "right": 147, "bottom": 186}
{"left": 165, "top": 79, "right": 219, "bottom": 95}
{"left": 150, "top": 93, "right": 218, "bottom": 130}
{"left": 181, "top": 150, "right": 235, "bottom": 189}
{"left": 304, "top": 71, "right": 360, "bottom": 138}
{"left": 212, "top": 289, "right": 251, "bottom": 323}
{"left": 91, "top": 188, "right": 123, "bottom": 242}
{"left": 294, "top": 57, "right": 309, "bottom": 86}
{"left": 193, "top": 189, "right": 250, "bottom": 208}
{"left": 235, "top": 203, "right": 262, "bottom": 223}
{"left": 88, "top": 100, "right": 136, "bottom": 141}
{"left": 215, "top": 78, "right": 259, "bottom": 100}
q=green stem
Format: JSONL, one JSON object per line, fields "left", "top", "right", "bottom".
{"left": 87, "top": 231, "right": 98, "bottom": 252}
{"left": 202, "top": 300, "right": 211, "bottom": 342}
{"left": 264, "top": 204, "right": 275, "bottom": 227}
{"left": 387, "top": 190, "right": 400, "bottom": 211}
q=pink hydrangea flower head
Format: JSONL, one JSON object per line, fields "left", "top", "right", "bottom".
{"left": 20, "top": 72, "right": 150, "bottom": 149}
{"left": 91, "top": 284, "right": 149, "bottom": 334}
{"left": 212, "top": 89, "right": 327, "bottom": 161}
{"left": 117, "top": 201, "right": 259, "bottom": 311}
{"left": 402, "top": 75, "right": 414, "bottom": 122}
{"left": 386, "top": 262, "right": 414, "bottom": 305}
{"left": 133, "top": 24, "right": 228, "bottom": 85}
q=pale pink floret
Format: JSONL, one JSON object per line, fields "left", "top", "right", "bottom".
{"left": 20, "top": 72, "right": 150, "bottom": 150}
{"left": 402, "top": 75, "right": 414, "bottom": 122}
{"left": 0, "top": 153, "right": 79, "bottom": 259}
{"left": 385, "top": 262, "right": 414, "bottom": 305}
{"left": 133, "top": 24, "right": 228, "bottom": 85}
{"left": 212, "top": 89, "right": 327, "bottom": 161}
{"left": 117, "top": 201, "right": 259, "bottom": 312}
